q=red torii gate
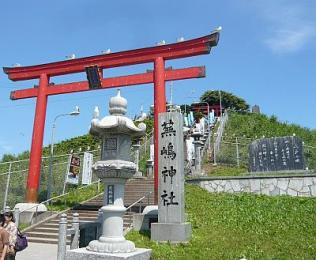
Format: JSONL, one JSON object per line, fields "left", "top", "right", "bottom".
{"left": 3, "top": 31, "right": 219, "bottom": 203}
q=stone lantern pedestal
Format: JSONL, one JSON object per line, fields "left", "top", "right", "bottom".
{"left": 87, "top": 161, "right": 136, "bottom": 253}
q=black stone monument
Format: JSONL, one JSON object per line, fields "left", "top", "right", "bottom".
{"left": 249, "top": 136, "right": 304, "bottom": 172}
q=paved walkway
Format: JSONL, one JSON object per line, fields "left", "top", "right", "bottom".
{"left": 16, "top": 242, "right": 67, "bottom": 260}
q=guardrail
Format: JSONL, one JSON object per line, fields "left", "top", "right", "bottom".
{"left": 7, "top": 180, "right": 101, "bottom": 227}
{"left": 213, "top": 112, "right": 228, "bottom": 164}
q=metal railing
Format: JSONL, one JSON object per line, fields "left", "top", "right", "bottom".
{"left": 213, "top": 112, "right": 228, "bottom": 164}
{"left": 9, "top": 180, "right": 102, "bottom": 227}
{"left": 1, "top": 148, "right": 101, "bottom": 211}
{"left": 126, "top": 191, "right": 153, "bottom": 213}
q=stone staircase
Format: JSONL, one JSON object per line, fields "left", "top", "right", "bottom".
{"left": 24, "top": 178, "right": 154, "bottom": 244}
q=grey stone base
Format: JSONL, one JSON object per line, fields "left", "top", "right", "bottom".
{"left": 151, "top": 222, "right": 192, "bottom": 243}
{"left": 66, "top": 248, "right": 151, "bottom": 260}
{"left": 133, "top": 213, "right": 158, "bottom": 231}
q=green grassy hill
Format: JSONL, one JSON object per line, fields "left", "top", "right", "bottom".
{"left": 216, "top": 111, "right": 316, "bottom": 170}
{"left": 127, "top": 184, "right": 316, "bottom": 259}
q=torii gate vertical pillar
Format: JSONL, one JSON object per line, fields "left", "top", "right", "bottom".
{"left": 26, "top": 74, "right": 49, "bottom": 202}
{"left": 154, "top": 57, "right": 166, "bottom": 204}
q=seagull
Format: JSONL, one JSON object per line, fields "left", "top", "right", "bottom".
{"left": 66, "top": 54, "right": 76, "bottom": 60}
{"left": 177, "top": 37, "right": 185, "bottom": 42}
{"left": 214, "top": 26, "right": 222, "bottom": 32}
{"left": 93, "top": 106, "right": 100, "bottom": 119}
{"left": 157, "top": 40, "right": 166, "bottom": 46}
{"left": 101, "top": 49, "right": 111, "bottom": 54}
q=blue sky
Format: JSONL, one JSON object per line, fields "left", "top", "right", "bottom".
{"left": 0, "top": 0, "right": 315, "bottom": 158}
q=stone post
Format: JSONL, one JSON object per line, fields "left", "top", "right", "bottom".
{"left": 146, "top": 160, "right": 154, "bottom": 178}
{"left": 192, "top": 131, "right": 203, "bottom": 175}
{"left": 14, "top": 208, "right": 20, "bottom": 228}
{"left": 132, "top": 141, "right": 142, "bottom": 177}
{"left": 193, "top": 140, "right": 203, "bottom": 173}
{"left": 70, "top": 213, "right": 80, "bottom": 250}
{"left": 57, "top": 214, "right": 67, "bottom": 260}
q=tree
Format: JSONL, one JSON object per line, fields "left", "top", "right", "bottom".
{"left": 200, "top": 90, "right": 249, "bottom": 111}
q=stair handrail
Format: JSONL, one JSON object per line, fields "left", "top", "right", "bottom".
{"left": 126, "top": 191, "right": 153, "bottom": 213}
{"left": 16, "top": 179, "right": 101, "bottom": 216}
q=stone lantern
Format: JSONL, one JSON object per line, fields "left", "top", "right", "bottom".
{"left": 191, "top": 130, "right": 204, "bottom": 175}
{"left": 87, "top": 90, "right": 147, "bottom": 254}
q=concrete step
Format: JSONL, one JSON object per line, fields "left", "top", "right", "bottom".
{"left": 25, "top": 231, "right": 71, "bottom": 240}
{"left": 27, "top": 237, "right": 70, "bottom": 245}
{"left": 23, "top": 178, "right": 155, "bottom": 245}
{"left": 31, "top": 227, "right": 59, "bottom": 233}
{"left": 49, "top": 217, "right": 98, "bottom": 223}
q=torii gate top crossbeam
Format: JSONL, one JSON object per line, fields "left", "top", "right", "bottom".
{"left": 3, "top": 32, "right": 219, "bottom": 81}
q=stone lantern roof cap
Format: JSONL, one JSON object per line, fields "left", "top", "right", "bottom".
{"left": 90, "top": 90, "right": 146, "bottom": 137}
{"left": 109, "top": 89, "right": 127, "bottom": 116}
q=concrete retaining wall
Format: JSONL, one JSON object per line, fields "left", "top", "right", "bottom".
{"left": 187, "top": 174, "right": 316, "bottom": 197}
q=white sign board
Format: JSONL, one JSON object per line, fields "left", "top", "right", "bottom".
{"left": 66, "top": 154, "right": 80, "bottom": 185}
{"left": 82, "top": 152, "right": 93, "bottom": 185}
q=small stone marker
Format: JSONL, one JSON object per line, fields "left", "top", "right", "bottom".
{"left": 151, "top": 112, "right": 191, "bottom": 243}
{"left": 249, "top": 136, "right": 304, "bottom": 172}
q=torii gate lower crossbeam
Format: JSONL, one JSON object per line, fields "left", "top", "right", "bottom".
{"left": 3, "top": 31, "right": 219, "bottom": 203}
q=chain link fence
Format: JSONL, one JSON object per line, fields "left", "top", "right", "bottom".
{"left": 215, "top": 136, "right": 316, "bottom": 170}
{"left": 0, "top": 149, "right": 101, "bottom": 210}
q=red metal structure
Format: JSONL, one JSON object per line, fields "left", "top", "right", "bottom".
{"left": 3, "top": 31, "right": 219, "bottom": 203}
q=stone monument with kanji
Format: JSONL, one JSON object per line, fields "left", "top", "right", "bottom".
{"left": 151, "top": 112, "right": 192, "bottom": 242}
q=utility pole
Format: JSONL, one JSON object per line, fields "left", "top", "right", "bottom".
{"left": 236, "top": 137, "right": 240, "bottom": 167}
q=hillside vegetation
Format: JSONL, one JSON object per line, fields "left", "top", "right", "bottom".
{"left": 0, "top": 118, "right": 153, "bottom": 207}
{"left": 215, "top": 111, "right": 316, "bottom": 170}
{"left": 127, "top": 184, "right": 316, "bottom": 259}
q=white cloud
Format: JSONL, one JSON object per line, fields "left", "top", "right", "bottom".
{"left": 251, "top": 1, "right": 316, "bottom": 53}
{"left": 265, "top": 26, "right": 315, "bottom": 53}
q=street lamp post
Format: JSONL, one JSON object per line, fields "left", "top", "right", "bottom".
{"left": 46, "top": 106, "right": 80, "bottom": 201}
{"left": 219, "top": 90, "right": 222, "bottom": 117}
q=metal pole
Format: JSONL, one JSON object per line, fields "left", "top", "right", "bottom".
{"left": 219, "top": 90, "right": 222, "bottom": 117}
{"left": 236, "top": 137, "right": 240, "bottom": 167}
{"left": 213, "top": 140, "right": 217, "bottom": 165}
{"left": 3, "top": 162, "right": 12, "bottom": 210}
{"left": 47, "top": 122, "right": 56, "bottom": 202}
{"left": 207, "top": 103, "right": 211, "bottom": 152}
{"left": 63, "top": 155, "right": 72, "bottom": 194}
{"left": 57, "top": 213, "right": 67, "bottom": 260}
{"left": 144, "top": 134, "right": 147, "bottom": 156}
